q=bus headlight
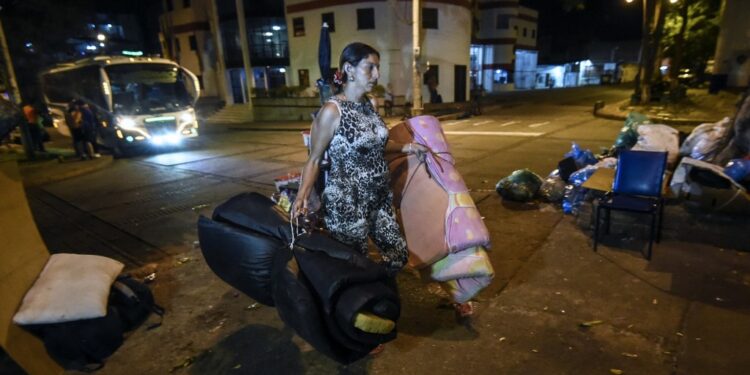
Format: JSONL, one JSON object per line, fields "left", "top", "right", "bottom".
{"left": 117, "top": 117, "right": 137, "bottom": 130}
{"left": 179, "top": 112, "right": 195, "bottom": 124}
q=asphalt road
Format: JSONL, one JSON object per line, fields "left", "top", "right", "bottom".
{"left": 25, "top": 85, "right": 632, "bottom": 268}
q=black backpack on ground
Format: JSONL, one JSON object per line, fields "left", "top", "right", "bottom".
{"left": 22, "top": 275, "right": 164, "bottom": 371}
{"left": 110, "top": 275, "right": 165, "bottom": 331}
{"left": 24, "top": 307, "right": 124, "bottom": 372}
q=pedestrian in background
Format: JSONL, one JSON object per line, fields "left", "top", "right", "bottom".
{"left": 77, "top": 100, "right": 101, "bottom": 158}
{"left": 68, "top": 101, "right": 91, "bottom": 160}
{"left": 22, "top": 101, "right": 46, "bottom": 152}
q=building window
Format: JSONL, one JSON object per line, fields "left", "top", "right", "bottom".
{"left": 357, "top": 8, "right": 375, "bottom": 30}
{"left": 532, "top": 29, "right": 536, "bottom": 39}
{"left": 174, "top": 37, "right": 180, "bottom": 52}
{"left": 496, "top": 15, "right": 510, "bottom": 29}
{"left": 189, "top": 35, "right": 197, "bottom": 51}
{"left": 298, "top": 69, "right": 310, "bottom": 87}
{"left": 183, "top": 0, "right": 190, "bottom": 8}
{"left": 322, "top": 12, "right": 335, "bottom": 32}
{"left": 523, "top": 27, "right": 527, "bottom": 37}
{"left": 423, "top": 8, "right": 438, "bottom": 29}
{"left": 493, "top": 69, "right": 508, "bottom": 84}
{"left": 293, "top": 17, "right": 305, "bottom": 37}
{"left": 165, "top": 0, "right": 173, "bottom": 12}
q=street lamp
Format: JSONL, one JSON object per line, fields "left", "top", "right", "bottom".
{"left": 97, "top": 33, "right": 106, "bottom": 42}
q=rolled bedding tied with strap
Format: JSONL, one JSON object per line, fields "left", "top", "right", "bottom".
{"left": 388, "top": 116, "right": 494, "bottom": 304}
{"left": 197, "top": 192, "right": 400, "bottom": 364}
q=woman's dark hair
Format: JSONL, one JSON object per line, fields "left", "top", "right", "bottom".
{"left": 338, "top": 42, "right": 380, "bottom": 85}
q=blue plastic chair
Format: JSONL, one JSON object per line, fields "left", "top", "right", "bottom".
{"left": 593, "top": 150, "right": 668, "bottom": 260}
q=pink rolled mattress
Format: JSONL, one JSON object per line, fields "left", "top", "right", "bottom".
{"left": 388, "top": 115, "right": 493, "bottom": 303}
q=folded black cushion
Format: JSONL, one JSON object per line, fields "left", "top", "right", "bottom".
{"left": 197, "top": 216, "right": 282, "bottom": 306}
{"left": 212, "top": 192, "right": 292, "bottom": 242}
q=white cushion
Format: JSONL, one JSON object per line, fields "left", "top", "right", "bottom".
{"left": 13, "top": 253, "right": 124, "bottom": 325}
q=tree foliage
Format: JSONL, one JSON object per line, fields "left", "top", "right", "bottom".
{"left": 661, "top": 0, "right": 721, "bottom": 73}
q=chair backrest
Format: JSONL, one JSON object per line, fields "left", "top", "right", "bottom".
{"left": 613, "top": 150, "right": 668, "bottom": 197}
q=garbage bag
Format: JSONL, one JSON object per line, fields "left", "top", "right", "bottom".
{"left": 197, "top": 216, "right": 281, "bottom": 306}
{"left": 679, "top": 117, "right": 731, "bottom": 162}
{"left": 495, "top": 169, "right": 543, "bottom": 202}
{"left": 539, "top": 175, "right": 566, "bottom": 202}
{"left": 631, "top": 124, "right": 680, "bottom": 167}
{"left": 561, "top": 165, "right": 598, "bottom": 215}
{"left": 569, "top": 165, "right": 598, "bottom": 187}
{"left": 724, "top": 158, "right": 750, "bottom": 182}
{"left": 564, "top": 143, "right": 597, "bottom": 169}
{"left": 614, "top": 112, "right": 650, "bottom": 149}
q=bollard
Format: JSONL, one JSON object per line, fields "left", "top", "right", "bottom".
{"left": 593, "top": 100, "right": 605, "bottom": 114}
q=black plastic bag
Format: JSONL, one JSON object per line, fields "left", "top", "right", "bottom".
{"left": 496, "top": 169, "right": 543, "bottom": 202}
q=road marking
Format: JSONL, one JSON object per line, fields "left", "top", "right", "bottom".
{"left": 528, "top": 121, "right": 551, "bottom": 128}
{"left": 472, "top": 120, "right": 494, "bottom": 126}
{"left": 444, "top": 131, "right": 543, "bottom": 137}
{"left": 499, "top": 121, "right": 518, "bottom": 127}
{"left": 445, "top": 119, "right": 470, "bottom": 126}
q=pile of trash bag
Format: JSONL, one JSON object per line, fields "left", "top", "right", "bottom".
{"left": 724, "top": 158, "right": 750, "bottom": 183}
{"left": 564, "top": 142, "right": 597, "bottom": 169}
{"left": 495, "top": 169, "right": 543, "bottom": 202}
{"left": 679, "top": 118, "right": 732, "bottom": 162}
{"left": 614, "top": 112, "right": 651, "bottom": 150}
{"left": 198, "top": 192, "right": 400, "bottom": 364}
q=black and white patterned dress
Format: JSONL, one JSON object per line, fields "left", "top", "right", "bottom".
{"left": 322, "top": 96, "right": 408, "bottom": 272}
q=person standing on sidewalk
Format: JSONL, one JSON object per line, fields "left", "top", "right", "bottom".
{"left": 76, "top": 100, "right": 101, "bottom": 158}
{"left": 68, "top": 102, "right": 91, "bottom": 160}
{"left": 22, "top": 101, "right": 46, "bottom": 152}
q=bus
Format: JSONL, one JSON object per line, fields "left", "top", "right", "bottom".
{"left": 40, "top": 56, "right": 200, "bottom": 157}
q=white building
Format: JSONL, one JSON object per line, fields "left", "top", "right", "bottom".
{"left": 711, "top": 0, "right": 750, "bottom": 90}
{"left": 158, "top": 0, "right": 224, "bottom": 99}
{"left": 472, "top": 0, "right": 538, "bottom": 91}
{"left": 284, "top": 0, "right": 472, "bottom": 103}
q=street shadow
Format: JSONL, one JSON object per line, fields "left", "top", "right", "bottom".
{"left": 500, "top": 199, "right": 541, "bottom": 211}
{"left": 394, "top": 272, "right": 481, "bottom": 341}
{"left": 189, "top": 325, "right": 304, "bottom": 375}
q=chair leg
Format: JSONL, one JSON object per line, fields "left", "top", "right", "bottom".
{"left": 646, "top": 211, "right": 656, "bottom": 260}
{"left": 656, "top": 201, "right": 664, "bottom": 243}
{"left": 604, "top": 207, "right": 611, "bottom": 235}
{"left": 594, "top": 204, "right": 601, "bottom": 252}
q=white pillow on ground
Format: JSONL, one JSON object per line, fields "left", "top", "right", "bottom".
{"left": 13, "top": 253, "right": 124, "bottom": 325}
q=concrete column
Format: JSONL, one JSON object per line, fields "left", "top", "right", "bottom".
{"left": 235, "top": 0, "right": 254, "bottom": 120}
{"left": 412, "top": 0, "right": 423, "bottom": 116}
{"left": 208, "top": 0, "right": 231, "bottom": 104}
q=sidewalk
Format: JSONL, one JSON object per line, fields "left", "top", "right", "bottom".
{"left": 594, "top": 89, "right": 741, "bottom": 126}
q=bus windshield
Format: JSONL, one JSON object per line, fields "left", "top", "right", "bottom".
{"left": 105, "top": 63, "right": 195, "bottom": 115}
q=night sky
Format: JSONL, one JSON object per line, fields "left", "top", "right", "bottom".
{"left": 520, "top": 0, "right": 643, "bottom": 41}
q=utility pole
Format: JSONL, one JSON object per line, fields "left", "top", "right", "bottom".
{"left": 0, "top": 16, "right": 35, "bottom": 160}
{"left": 411, "top": 0, "right": 423, "bottom": 117}
{"left": 208, "top": 0, "right": 231, "bottom": 105}
{"left": 0, "top": 17, "right": 21, "bottom": 104}
{"left": 235, "top": 0, "right": 254, "bottom": 121}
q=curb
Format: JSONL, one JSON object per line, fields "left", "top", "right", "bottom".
{"left": 593, "top": 100, "right": 716, "bottom": 126}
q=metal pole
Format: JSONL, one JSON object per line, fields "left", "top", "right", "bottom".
{"left": 208, "top": 0, "right": 231, "bottom": 105}
{"left": 235, "top": 0, "right": 254, "bottom": 121}
{"left": 0, "top": 17, "right": 35, "bottom": 160}
{"left": 412, "top": 0, "right": 423, "bottom": 116}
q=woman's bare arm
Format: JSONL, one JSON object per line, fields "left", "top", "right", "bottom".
{"left": 291, "top": 102, "right": 340, "bottom": 217}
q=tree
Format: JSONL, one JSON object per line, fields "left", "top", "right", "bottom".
{"left": 661, "top": 0, "right": 721, "bottom": 83}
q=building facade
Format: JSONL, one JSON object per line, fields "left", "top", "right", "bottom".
{"left": 284, "top": 0, "right": 472, "bottom": 103}
{"left": 472, "top": 0, "right": 538, "bottom": 91}
{"left": 159, "top": 0, "right": 222, "bottom": 98}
